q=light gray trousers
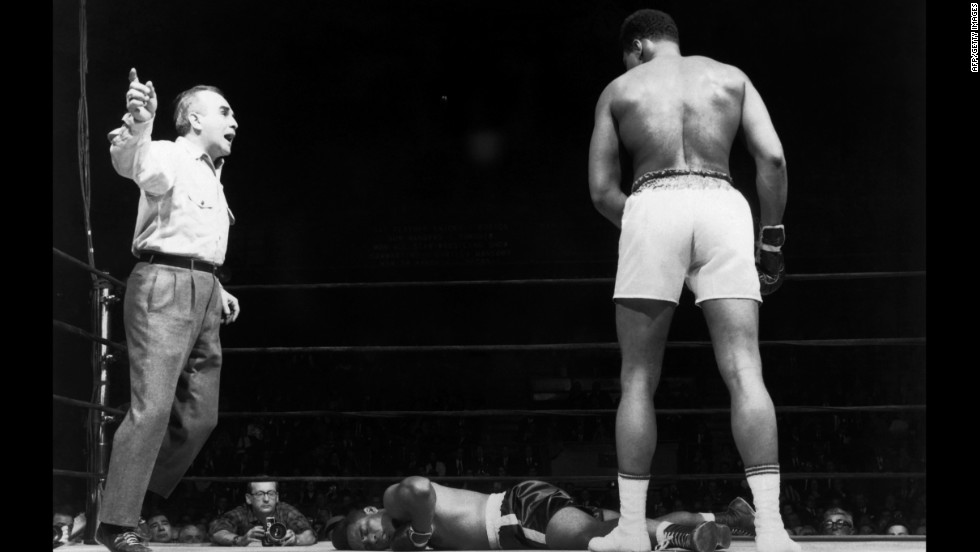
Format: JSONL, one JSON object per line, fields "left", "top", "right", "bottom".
{"left": 99, "top": 262, "right": 222, "bottom": 527}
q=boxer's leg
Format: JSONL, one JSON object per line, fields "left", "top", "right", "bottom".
{"left": 702, "top": 298, "right": 799, "bottom": 552}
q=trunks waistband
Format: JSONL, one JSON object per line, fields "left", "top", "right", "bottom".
{"left": 485, "top": 492, "right": 506, "bottom": 550}
{"left": 630, "top": 169, "right": 734, "bottom": 195}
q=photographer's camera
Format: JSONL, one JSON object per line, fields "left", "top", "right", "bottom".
{"left": 262, "top": 517, "right": 288, "bottom": 546}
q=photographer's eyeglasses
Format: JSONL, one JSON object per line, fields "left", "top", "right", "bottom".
{"left": 821, "top": 520, "right": 853, "bottom": 530}
{"left": 251, "top": 491, "right": 279, "bottom": 499}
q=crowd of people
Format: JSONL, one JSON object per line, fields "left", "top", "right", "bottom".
{"left": 54, "top": 473, "right": 925, "bottom": 546}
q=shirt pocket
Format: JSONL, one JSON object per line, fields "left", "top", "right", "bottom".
{"left": 187, "top": 185, "right": 217, "bottom": 210}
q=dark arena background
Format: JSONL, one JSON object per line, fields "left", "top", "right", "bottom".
{"left": 53, "top": 0, "right": 925, "bottom": 550}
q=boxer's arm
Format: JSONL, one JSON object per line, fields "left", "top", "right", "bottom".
{"left": 291, "top": 528, "right": 318, "bottom": 546}
{"left": 384, "top": 477, "right": 435, "bottom": 550}
{"left": 740, "top": 74, "right": 787, "bottom": 227}
{"left": 210, "top": 528, "right": 247, "bottom": 546}
{"left": 589, "top": 83, "right": 627, "bottom": 229}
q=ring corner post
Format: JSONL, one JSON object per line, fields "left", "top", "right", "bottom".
{"left": 84, "top": 277, "right": 118, "bottom": 543}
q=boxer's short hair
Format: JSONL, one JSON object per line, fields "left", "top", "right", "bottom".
{"left": 620, "top": 9, "right": 679, "bottom": 51}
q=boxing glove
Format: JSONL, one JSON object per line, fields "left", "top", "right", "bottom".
{"left": 756, "top": 225, "right": 786, "bottom": 296}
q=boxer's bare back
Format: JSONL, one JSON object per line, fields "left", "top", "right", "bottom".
{"left": 606, "top": 55, "right": 747, "bottom": 176}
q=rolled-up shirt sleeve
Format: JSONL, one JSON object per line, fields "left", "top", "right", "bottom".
{"left": 209, "top": 507, "right": 249, "bottom": 537}
{"left": 108, "top": 113, "right": 175, "bottom": 195}
{"left": 280, "top": 503, "right": 314, "bottom": 534}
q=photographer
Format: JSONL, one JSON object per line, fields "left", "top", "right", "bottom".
{"left": 53, "top": 511, "right": 74, "bottom": 548}
{"left": 53, "top": 507, "right": 87, "bottom": 548}
{"left": 209, "top": 480, "right": 316, "bottom": 546}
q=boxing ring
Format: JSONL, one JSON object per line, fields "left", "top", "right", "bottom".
{"left": 53, "top": 244, "right": 925, "bottom": 552}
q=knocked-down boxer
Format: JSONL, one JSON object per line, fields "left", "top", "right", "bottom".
{"left": 331, "top": 476, "right": 755, "bottom": 551}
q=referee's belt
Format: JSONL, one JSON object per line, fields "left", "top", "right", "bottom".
{"left": 138, "top": 252, "right": 219, "bottom": 274}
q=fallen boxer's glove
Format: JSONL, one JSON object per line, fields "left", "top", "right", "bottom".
{"left": 756, "top": 224, "right": 786, "bottom": 296}
{"left": 406, "top": 526, "right": 433, "bottom": 549}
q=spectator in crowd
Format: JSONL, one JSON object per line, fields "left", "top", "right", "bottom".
{"left": 497, "top": 446, "right": 516, "bottom": 476}
{"left": 471, "top": 445, "right": 490, "bottom": 476}
{"left": 521, "top": 445, "right": 542, "bottom": 476}
{"left": 207, "top": 495, "right": 231, "bottom": 522}
{"left": 783, "top": 513, "right": 803, "bottom": 536}
{"left": 886, "top": 524, "right": 909, "bottom": 536}
{"left": 209, "top": 480, "right": 317, "bottom": 546}
{"left": 423, "top": 451, "right": 446, "bottom": 477}
{"left": 146, "top": 513, "right": 176, "bottom": 543}
{"left": 237, "top": 423, "right": 268, "bottom": 475}
{"left": 798, "top": 493, "right": 821, "bottom": 527}
{"left": 848, "top": 491, "right": 872, "bottom": 520}
{"left": 820, "top": 507, "right": 854, "bottom": 536}
{"left": 649, "top": 489, "right": 668, "bottom": 519}
{"left": 177, "top": 523, "right": 207, "bottom": 544}
{"left": 578, "top": 488, "right": 601, "bottom": 509}
{"left": 854, "top": 513, "right": 875, "bottom": 534}
{"left": 448, "top": 447, "right": 468, "bottom": 477}
{"left": 311, "top": 507, "right": 336, "bottom": 541}
{"left": 876, "top": 493, "right": 907, "bottom": 530}
{"left": 296, "top": 480, "right": 321, "bottom": 517}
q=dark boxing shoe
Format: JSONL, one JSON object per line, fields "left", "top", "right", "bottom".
{"left": 136, "top": 518, "right": 151, "bottom": 542}
{"left": 716, "top": 497, "right": 756, "bottom": 537}
{"left": 714, "top": 523, "right": 732, "bottom": 549}
{"left": 659, "top": 521, "right": 722, "bottom": 552}
{"left": 96, "top": 524, "right": 153, "bottom": 552}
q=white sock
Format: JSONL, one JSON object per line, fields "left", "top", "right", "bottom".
{"left": 745, "top": 464, "right": 784, "bottom": 534}
{"left": 699, "top": 513, "right": 715, "bottom": 522}
{"left": 617, "top": 473, "right": 650, "bottom": 535}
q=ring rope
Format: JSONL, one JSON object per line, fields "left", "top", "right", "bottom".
{"left": 213, "top": 405, "right": 925, "bottom": 419}
{"left": 53, "top": 247, "right": 923, "bottom": 292}
{"left": 793, "top": 535, "right": 926, "bottom": 542}
{"left": 52, "top": 472, "right": 926, "bottom": 484}
{"left": 53, "top": 246, "right": 127, "bottom": 289}
{"left": 53, "top": 469, "right": 103, "bottom": 479}
{"left": 175, "top": 472, "right": 929, "bottom": 482}
{"left": 223, "top": 338, "right": 925, "bottom": 354}
{"left": 783, "top": 271, "right": 925, "bottom": 281}
{"left": 52, "top": 394, "right": 125, "bottom": 416}
{"left": 53, "top": 394, "right": 923, "bottom": 418}
{"left": 52, "top": 322, "right": 925, "bottom": 354}
{"left": 52, "top": 319, "right": 127, "bottom": 352}
{"left": 223, "top": 271, "right": 926, "bottom": 292}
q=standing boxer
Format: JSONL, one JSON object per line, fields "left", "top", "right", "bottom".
{"left": 587, "top": 10, "right": 797, "bottom": 552}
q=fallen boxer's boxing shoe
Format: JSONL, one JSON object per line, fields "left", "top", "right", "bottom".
{"left": 715, "top": 497, "right": 756, "bottom": 537}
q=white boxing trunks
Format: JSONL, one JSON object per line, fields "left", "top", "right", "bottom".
{"left": 614, "top": 169, "right": 762, "bottom": 306}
